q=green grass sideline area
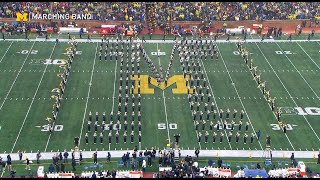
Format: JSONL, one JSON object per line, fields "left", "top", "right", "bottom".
{"left": 0, "top": 157, "right": 319, "bottom": 177}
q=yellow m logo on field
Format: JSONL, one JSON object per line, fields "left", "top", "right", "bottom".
{"left": 131, "top": 75, "right": 193, "bottom": 94}
{"left": 16, "top": 12, "right": 28, "bottom": 22}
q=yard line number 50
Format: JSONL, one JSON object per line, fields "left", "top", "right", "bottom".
{"left": 158, "top": 123, "right": 177, "bottom": 130}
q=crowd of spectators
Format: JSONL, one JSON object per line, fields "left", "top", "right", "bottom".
{"left": 1, "top": 2, "right": 320, "bottom": 22}
{"left": 154, "top": 155, "right": 206, "bottom": 178}
{"left": 0, "top": 2, "right": 146, "bottom": 22}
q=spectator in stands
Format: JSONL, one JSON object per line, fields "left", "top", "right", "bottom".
{"left": 317, "top": 152, "right": 320, "bottom": 164}
{"left": 92, "top": 171, "right": 97, "bottom": 178}
{"left": 111, "top": 169, "right": 117, "bottom": 178}
{"left": 10, "top": 169, "right": 16, "bottom": 178}
{"left": 48, "top": 163, "right": 54, "bottom": 173}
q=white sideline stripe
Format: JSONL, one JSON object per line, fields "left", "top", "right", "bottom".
{"left": 198, "top": 47, "right": 232, "bottom": 150}
{"left": 253, "top": 38, "right": 320, "bottom": 143}
{"left": 296, "top": 42, "right": 320, "bottom": 72}
{"left": 157, "top": 43, "right": 171, "bottom": 144}
{"left": 275, "top": 42, "right": 320, "bottom": 98}
{"left": 215, "top": 43, "right": 263, "bottom": 150}
{"left": 0, "top": 150, "right": 316, "bottom": 161}
{"left": 0, "top": 41, "right": 13, "bottom": 63}
{"left": 78, "top": 42, "right": 99, "bottom": 147}
{"left": 242, "top": 37, "right": 295, "bottom": 150}
{"left": 111, "top": 55, "right": 118, "bottom": 112}
{"left": 10, "top": 42, "right": 57, "bottom": 155}
{"left": 0, "top": 42, "right": 36, "bottom": 111}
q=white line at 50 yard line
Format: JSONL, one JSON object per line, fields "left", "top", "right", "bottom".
{"left": 78, "top": 42, "right": 99, "bottom": 147}
{"left": 157, "top": 43, "right": 171, "bottom": 144}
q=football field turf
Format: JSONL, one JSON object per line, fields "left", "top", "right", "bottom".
{"left": 0, "top": 37, "right": 319, "bottom": 155}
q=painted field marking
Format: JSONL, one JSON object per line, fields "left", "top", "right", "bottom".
{"left": 253, "top": 38, "right": 320, "bottom": 143}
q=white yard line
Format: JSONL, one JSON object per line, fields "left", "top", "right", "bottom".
{"left": 253, "top": 39, "right": 320, "bottom": 143}
{"left": 215, "top": 43, "right": 263, "bottom": 150}
{"left": 242, "top": 36, "right": 295, "bottom": 150}
{"left": 296, "top": 42, "right": 320, "bottom": 74}
{"left": 275, "top": 42, "right": 320, "bottom": 98}
{"left": 0, "top": 42, "right": 36, "bottom": 111}
{"left": 197, "top": 48, "right": 232, "bottom": 150}
{"left": 156, "top": 43, "right": 171, "bottom": 144}
{"left": 0, "top": 41, "right": 13, "bottom": 63}
{"left": 111, "top": 56, "right": 118, "bottom": 112}
{"left": 78, "top": 42, "right": 99, "bottom": 147}
{"left": 10, "top": 42, "right": 57, "bottom": 154}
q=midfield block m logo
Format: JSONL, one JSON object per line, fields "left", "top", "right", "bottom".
{"left": 131, "top": 75, "right": 193, "bottom": 94}
{"left": 16, "top": 12, "right": 28, "bottom": 22}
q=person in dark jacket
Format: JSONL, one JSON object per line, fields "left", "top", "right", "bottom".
{"left": 72, "top": 159, "right": 76, "bottom": 171}
{"left": 48, "top": 164, "right": 54, "bottom": 173}
{"left": 217, "top": 158, "right": 222, "bottom": 168}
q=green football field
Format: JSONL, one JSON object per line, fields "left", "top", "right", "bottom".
{"left": 0, "top": 36, "right": 320, "bottom": 154}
